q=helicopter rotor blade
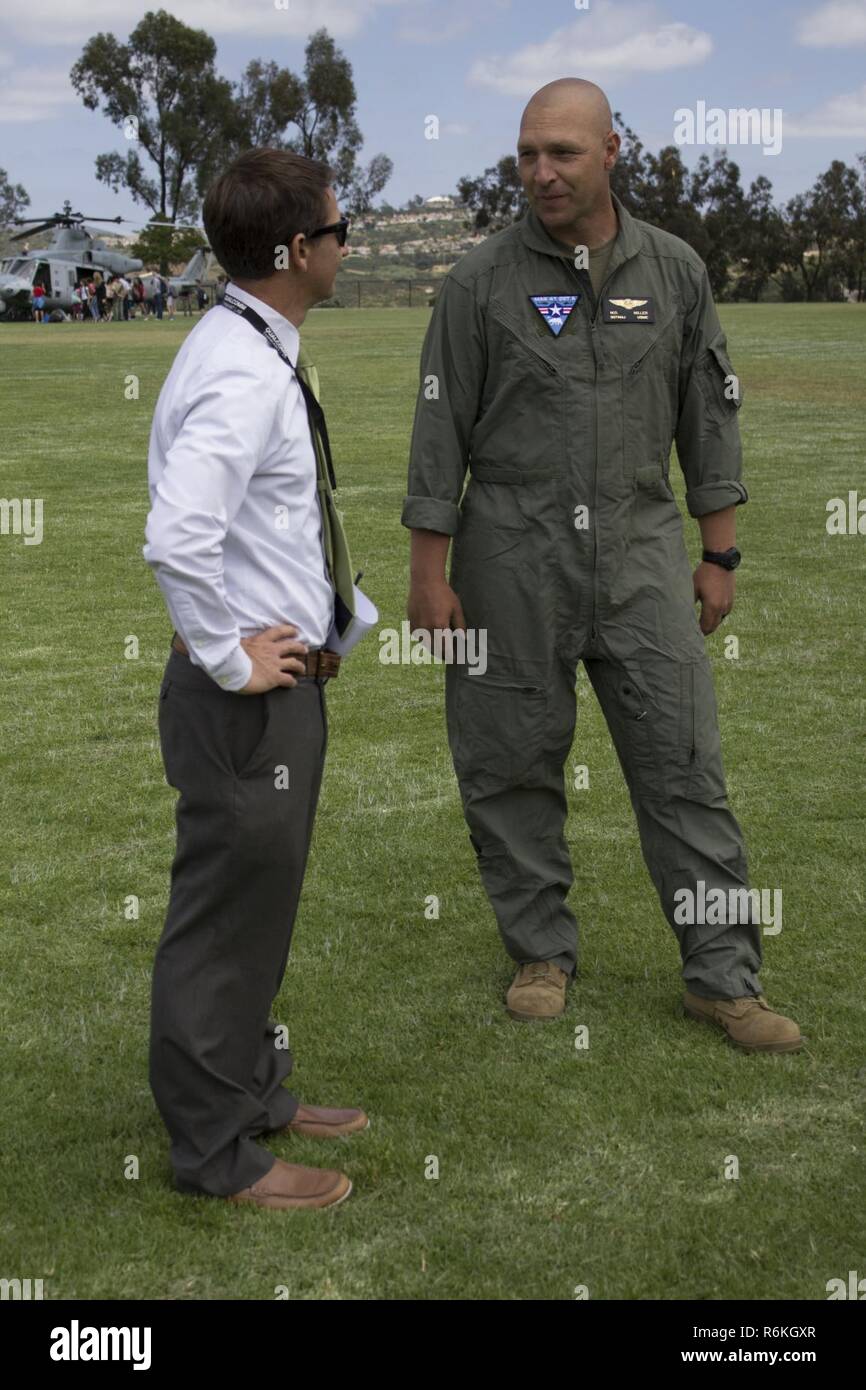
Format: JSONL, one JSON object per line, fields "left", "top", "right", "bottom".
{"left": 13, "top": 212, "right": 130, "bottom": 227}
{"left": 144, "top": 221, "right": 202, "bottom": 231}
{"left": 11, "top": 222, "right": 58, "bottom": 240}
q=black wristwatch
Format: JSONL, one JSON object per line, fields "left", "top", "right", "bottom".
{"left": 702, "top": 547, "right": 741, "bottom": 571}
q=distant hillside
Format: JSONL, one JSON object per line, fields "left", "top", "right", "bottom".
{"left": 342, "top": 197, "right": 485, "bottom": 279}
{"left": 0, "top": 197, "right": 486, "bottom": 299}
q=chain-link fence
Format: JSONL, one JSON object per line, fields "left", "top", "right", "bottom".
{"left": 322, "top": 276, "right": 448, "bottom": 308}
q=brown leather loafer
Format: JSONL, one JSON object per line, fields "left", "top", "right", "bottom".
{"left": 683, "top": 992, "right": 803, "bottom": 1053}
{"left": 506, "top": 961, "right": 568, "bottom": 1021}
{"left": 227, "top": 1157, "right": 352, "bottom": 1210}
{"left": 281, "top": 1104, "right": 370, "bottom": 1138}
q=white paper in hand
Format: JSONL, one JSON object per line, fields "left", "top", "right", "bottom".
{"left": 326, "top": 585, "right": 378, "bottom": 657}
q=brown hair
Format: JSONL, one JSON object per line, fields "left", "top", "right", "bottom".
{"left": 203, "top": 148, "right": 332, "bottom": 281}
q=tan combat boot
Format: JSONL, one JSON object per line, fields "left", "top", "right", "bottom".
{"left": 506, "top": 961, "right": 568, "bottom": 1022}
{"left": 683, "top": 992, "right": 802, "bottom": 1053}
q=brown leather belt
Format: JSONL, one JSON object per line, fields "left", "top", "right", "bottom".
{"left": 171, "top": 632, "right": 340, "bottom": 680}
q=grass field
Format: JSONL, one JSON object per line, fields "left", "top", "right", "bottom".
{"left": 0, "top": 304, "right": 864, "bottom": 1301}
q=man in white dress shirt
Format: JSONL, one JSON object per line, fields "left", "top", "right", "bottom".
{"left": 144, "top": 148, "right": 367, "bottom": 1212}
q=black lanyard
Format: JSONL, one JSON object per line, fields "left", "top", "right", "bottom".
{"left": 220, "top": 291, "right": 337, "bottom": 490}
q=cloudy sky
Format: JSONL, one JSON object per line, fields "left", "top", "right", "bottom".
{"left": 1, "top": 0, "right": 865, "bottom": 229}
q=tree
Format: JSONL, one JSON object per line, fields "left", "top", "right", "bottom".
{"left": 781, "top": 163, "right": 857, "bottom": 301}
{"left": 70, "top": 8, "right": 235, "bottom": 267}
{"left": 0, "top": 169, "right": 29, "bottom": 229}
{"left": 457, "top": 155, "right": 526, "bottom": 231}
{"left": 610, "top": 132, "right": 709, "bottom": 257}
{"left": 130, "top": 221, "right": 205, "bottom": 272}
{"left": 214, "top": 30, "right": 392, "bottom": 217}
{"left": 737, "top": 176, "right": 785, "bottom": 302}
{"left": 348, "top": 155, "right": 395, "bottom": 216}
{"left": 609, "top": 111, "right": 648, "bottom": 213}
{"left": 451, "top": 117, "right": 865, "bottom": 302}
{"left": 229, "top": 59, "right": 303, "bottom": 153}
{"left": 850, "top": 153, "right": 866, "bottom": 301}
{"left": 782, "top": 193, "right": 826, "bottom": 300}
{"left": 689, "top": 151, "right": 746, "bottom": 297}
{"left": 640, "top": 145, "right": 707, "bottom": 260}
{"left": 290, "top": 29, "right": 360, "bottom": 193}
{"left": 816, "top": 157, "right": 866, "bottom": 301}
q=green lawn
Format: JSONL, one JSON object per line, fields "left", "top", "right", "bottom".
{"left": 0, "top": 305, "right": 863, "bottom": 1300}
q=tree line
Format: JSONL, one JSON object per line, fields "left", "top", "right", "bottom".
{"left": 2, "top": 7, "right": 863, "bottom": 302}
{"left": 458, "top": 115, "right": 866, "bottom": 302}
{"left": 1, "top": 10, "right": 391, "bottom": 273}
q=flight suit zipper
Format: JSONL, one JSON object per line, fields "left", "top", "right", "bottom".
{"left": 589, "top": 309, "right": 600, "bottom": 645}
{"left": 569, "top": 260, "right": 621, "bottom": 647}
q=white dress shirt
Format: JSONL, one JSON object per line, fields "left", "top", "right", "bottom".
{"left": 143, "top": 282, "right": 334, "bottom": 691}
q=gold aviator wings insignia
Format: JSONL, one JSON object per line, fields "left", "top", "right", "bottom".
{"left": 609, "top": 298, "right": 648, "bottom": 310}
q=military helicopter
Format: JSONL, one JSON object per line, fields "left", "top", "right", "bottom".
{"left": 0, "top": 201, "right": 213, "bottom": 319}
{"left": 137, "top": 245, "right": 216, "bottom": 304}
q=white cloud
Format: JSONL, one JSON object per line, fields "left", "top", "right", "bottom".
{"left": 1, "top": 0, "right": 407, "bottom": 46}
{"left": 786, "top": 82, "right": 866, "bottom": 137}
{"left": 399, "top": 18, "right": 473, "bottom": 45}
{"left": 0, "top": 66, "right": 79, "bottom": 123}
{"left": 796, "top": 1, "right": 866, "bottom": 47}
{"left": 469, "top": 1, "right": 712, "bottom": 96}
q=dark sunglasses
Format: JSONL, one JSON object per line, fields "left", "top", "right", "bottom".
{"left": 308, "top": 217, "right": 350, "bottom": 247}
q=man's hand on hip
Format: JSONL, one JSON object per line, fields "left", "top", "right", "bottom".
{"left": 693, "top": 564, "right": 735, "bottom": 636}
{"left": 240, "top": 624, "right": 308, "bottom": 693}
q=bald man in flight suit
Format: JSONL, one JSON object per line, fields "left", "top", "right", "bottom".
{"left": 403, "top": 79, "right": 801, "bottom": 1053}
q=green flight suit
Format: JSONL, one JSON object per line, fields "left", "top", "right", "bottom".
{"left": 402, "top": 191, "right": 763, "bottom": 1001}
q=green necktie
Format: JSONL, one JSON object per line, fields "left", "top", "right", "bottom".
{"left": 295, "top": 343, "right": 357, "bottom": 640}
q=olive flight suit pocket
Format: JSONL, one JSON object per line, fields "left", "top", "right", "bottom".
{"left": 473, "top": 299, "right": 565, "bottom": 474}
{"left": 586, "top": 654, "right": 727, "bottom": 805}
{"left": 677, "top": 659, "right": 728, "bottom": 803}
{"left": 604, "top": 669, "right": 661, "bottom": 797}
{"left": 634, "top": 457, "right": 674, "bottom": 499}
{"left": 634, "top": 460, "right": 667, "bottom": 486}
{"left": 488, "top": 299, "right": 561, "bottom": 374}
{"left": 626, "top": 456, "right": 686, "bottom": 558}
{"left": 448, "top": 669, "right": 547, "bottom": 794}
{"left": 696, "top": 339, "right": 743, "bottom": 426}
{"left": 453, "top": 480, "right": 529, "bottom": 570}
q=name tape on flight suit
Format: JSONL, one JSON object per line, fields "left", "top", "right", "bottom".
{"left": 602, "top": 296, "right": 656, "bottom": 323}
{"left": 529, "top": 294, "right": 579, "bottom": 336}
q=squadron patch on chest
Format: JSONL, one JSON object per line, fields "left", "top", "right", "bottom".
{"left": 603, "top": 296, "right": 656, "bottom": 323}
{"left": 529, "top": 294, "right": 579, "bottom": 336}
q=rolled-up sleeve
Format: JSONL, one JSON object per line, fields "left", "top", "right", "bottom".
{"left": 675, "top": 264, "right": 748, "bottom": 518}
{"left": 401, "top": 274, "right": 486, "bottom": 536}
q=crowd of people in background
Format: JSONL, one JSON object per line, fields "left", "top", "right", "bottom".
{"left": 31, "top": 271, "right": 218, "bottom": 323}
